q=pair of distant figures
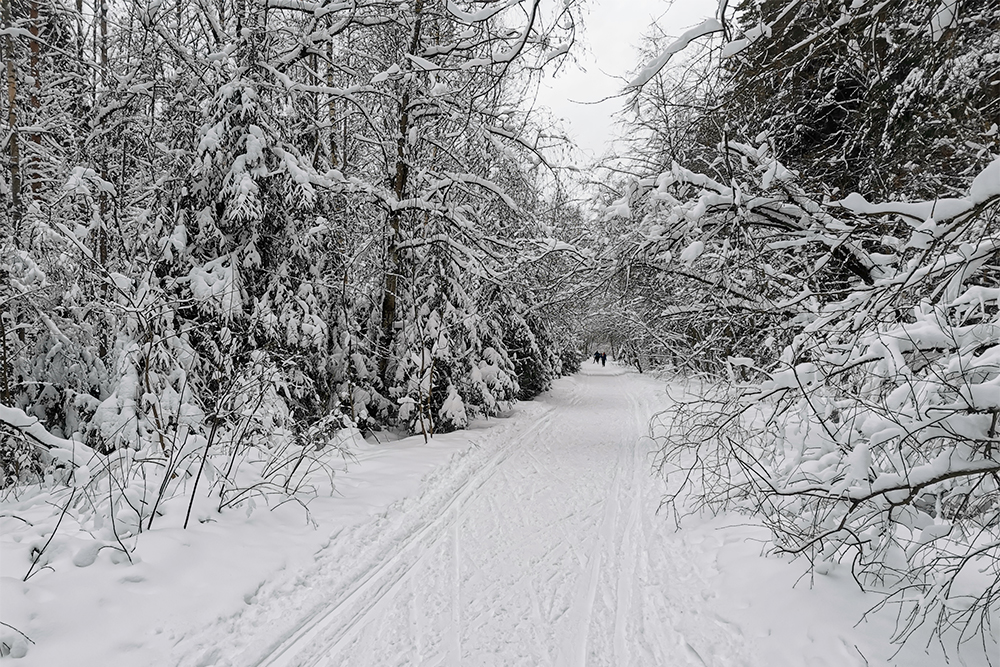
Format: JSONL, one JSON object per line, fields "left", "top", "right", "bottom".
{"left": 593, "top": 351, "right": 606, "bottom": 367}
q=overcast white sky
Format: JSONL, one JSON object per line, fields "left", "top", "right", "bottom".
{"left": 535, "top": 0, "right": 716, "bottom": 161}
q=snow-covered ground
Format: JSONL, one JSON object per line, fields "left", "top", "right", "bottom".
{"left": 1, "top": 366, "right": 992, "bottom": 666}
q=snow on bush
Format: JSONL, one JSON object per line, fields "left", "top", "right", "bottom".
{"left": 655, "top": 157, "right": 999, "bottom": 652}
{"left": 1, "top": 364, "right": 356, "bottom": 577}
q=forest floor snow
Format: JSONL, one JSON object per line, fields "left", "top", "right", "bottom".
{"left": 2, "top": 366, "right": 993, "bottom": 666}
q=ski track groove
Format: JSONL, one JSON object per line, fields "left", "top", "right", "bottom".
{"left": 251, "top": 407, "right": 560, "bottom": 667}
{"left": 449, "top": 521, "right": 461, "bottom": 667}
{"left": 250, "top": 408, "right": 553, "bottom": 667}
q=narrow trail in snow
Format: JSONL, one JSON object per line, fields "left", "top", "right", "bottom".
{"left": 239, "top": 366, "right": 754, "bottom": 667}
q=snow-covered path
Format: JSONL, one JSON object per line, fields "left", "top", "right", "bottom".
{"left": 231, "top": 366, "right": 748, "bottom": 667}
{"left": 6, "top": 367, "right": 985, "bottom": 666}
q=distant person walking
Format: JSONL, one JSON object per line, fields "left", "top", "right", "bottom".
{"left": 600, "top": 352, "right": 606, "bottom": 367}
{"left": 593, "top": 351, "right": 601, "bottom": 364}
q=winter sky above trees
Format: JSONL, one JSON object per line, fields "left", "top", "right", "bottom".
{"left": 536, "top": 0, "right": 709, "bottom": 159}
{"left": 2, "top": 0, "right": 999, "bottom": 662}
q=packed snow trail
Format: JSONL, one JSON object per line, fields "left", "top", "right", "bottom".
{"left": 216, "top": 365, "right": 751, "bottom": 667}
{"left": 163, "top": 366, "right": 976, "bottom": 667}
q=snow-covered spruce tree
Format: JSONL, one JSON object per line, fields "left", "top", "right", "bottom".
{"left": 346, "top": 0, "right": 580, "bottom": 433}
{"left": 494, "top": 290, "right": 549, "bottom": 400}
{"left": 140, "top": 0, "right": 378, "bottom": 514}
{"left": 612, "top": 3, "right": 1000, "bottom": 652}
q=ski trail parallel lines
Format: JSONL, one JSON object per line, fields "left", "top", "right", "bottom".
{"left": 612, "top": 439, "right": 642, "bottom": 666}
{"left": 252, "top": 407, "right": 558, "bottom": 667}
{"left": 566, "top": 491, "right": 610, "bottom": 667}
{"left": 611, "top": 374, "right": 649, "bottom": 666}
{"left": 312, "top": 412, "right": 557, "bottom": 664}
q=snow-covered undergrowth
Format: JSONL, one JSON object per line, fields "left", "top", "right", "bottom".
{"left": 655, "top": 159, "right": 1000, "bottom": 659}
{"left": 0, "top": 393, "right": 356, "bottom": 659}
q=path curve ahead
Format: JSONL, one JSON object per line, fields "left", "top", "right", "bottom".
{"left": 244, "top": 365, "right": 751, "bottom": 667}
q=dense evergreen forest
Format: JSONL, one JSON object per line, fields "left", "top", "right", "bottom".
{"left": 3, "top": 0, "right": 999, "bottom": 655}
{"left": 3, "top": 0, "right": 586, "bottom": 468}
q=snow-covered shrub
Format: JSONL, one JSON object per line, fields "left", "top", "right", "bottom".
{"left": 1, "top": 350, "right": 355, "bottom": 577}
{"left": 501, "top": 296, "right": 559, "bottom": 400}
{"left": 658, "top": 157, "right": 1000, "bottom": 650}
{"left": 557, "top": 343, "right": 583, "bottom": 376}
